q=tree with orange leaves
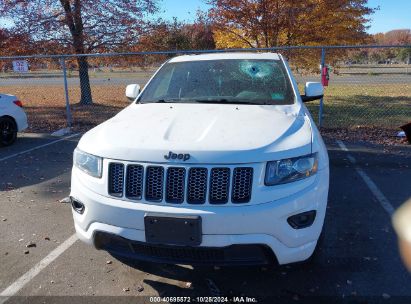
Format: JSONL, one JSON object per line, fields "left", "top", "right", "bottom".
{"left": 208, "top": 0, "right": 375, "bottom": 48}
{"left": 0, "top": 0, "right": 159, "bottom": 105}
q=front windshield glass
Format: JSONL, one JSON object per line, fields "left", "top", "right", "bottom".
{"left": 138, "top": 59, "right": 294, "bottom": 105}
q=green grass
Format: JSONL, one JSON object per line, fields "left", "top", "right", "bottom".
{"left": 305, "top": 84, "right": 411, "bottom": 129}
{"left": 2, "top": 81, "right": 410, "bottom": 133}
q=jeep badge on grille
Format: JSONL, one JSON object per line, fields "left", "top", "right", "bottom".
{"left": 164, "top": 151, "right": 190, "bottom": 161}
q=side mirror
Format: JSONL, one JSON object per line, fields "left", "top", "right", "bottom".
{"left": 301, "top": 82, "right": 324, "bottom": 102}
{"left": 125, "top": 84, "right": 141, "bottom": 101}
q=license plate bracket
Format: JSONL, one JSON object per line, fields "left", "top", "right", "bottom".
{"left": 144, "top": 215, "right": 202, "bottom": 246}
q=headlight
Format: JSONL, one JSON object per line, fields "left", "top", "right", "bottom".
{"left": 265, "top": 153, "right": 318, "bottom": 186}
{"left": 73, "top": 148, "right": 102, "bottom": 178}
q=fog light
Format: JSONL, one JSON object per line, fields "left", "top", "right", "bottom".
{"left": 70, "top": 196, "right": 85, "bottom": 214}
{"left": 287, "top": 210, "right": 316, "bottom": 229}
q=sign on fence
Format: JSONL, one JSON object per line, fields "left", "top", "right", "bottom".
{"left": 12, "top": 60, "right": 29, "bottom": 73}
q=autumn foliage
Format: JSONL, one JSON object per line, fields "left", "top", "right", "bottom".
{"left": 0, "top": 0, "right": 160, "bottom": 104}
{"left": 0, "top": 29, "right": 32, "bottom": 56}
{"left": 346, "top": 30, "right": 411, "bottom": 64}
{"left": 1, "top": 1, "right": 409, "bottom": 90}
{"left": 208, "top": 0, "right": 374, "bottom": 48}
{"left": 206, "top": 0, "right": 376, "bottom": 70}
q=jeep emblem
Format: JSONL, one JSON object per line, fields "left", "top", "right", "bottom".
{"left": 164, "top": 151, "right": 190, "bottom": 161}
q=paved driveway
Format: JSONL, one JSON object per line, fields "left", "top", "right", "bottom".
{"left": 0, "top": 134, "right": 410, "bottom": 303}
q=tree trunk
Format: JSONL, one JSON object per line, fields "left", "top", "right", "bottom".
{"left": 77, "top": 56, "right": 93, "bottom": 105}
{"left": 59, "top": 0, "right": 93, "bottom": 105}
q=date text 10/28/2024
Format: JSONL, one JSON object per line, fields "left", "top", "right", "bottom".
{"left": 149, "top": 296, "right": 258, "bottom": 303}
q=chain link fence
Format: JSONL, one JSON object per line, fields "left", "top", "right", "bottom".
{"left": 1, "top": 46, "right": 410, "bottom": 143}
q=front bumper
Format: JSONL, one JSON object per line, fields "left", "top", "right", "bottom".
{"left": 71, "top": 167, "right": 329, "bottom": 265}
{"left": 94, "top": 231, "right": 276, "bottom": 265}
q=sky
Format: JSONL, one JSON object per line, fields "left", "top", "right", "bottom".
{"left": 157, "top": 0, "right": 411, "bottom": 34}
{"left": 155, "top": 0, "right": 210, "bottom": 22}
{"left": 1, "top": 0, "right": 410, "bottom": 34}
{"left": 366, "top": 0, "right": 411, "bottom": 33}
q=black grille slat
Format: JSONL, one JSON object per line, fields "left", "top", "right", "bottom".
{"left": 145, "top": 166, "right": 164, "bottom": 202}
{"left": 108, "top": 163, "right": 124, "bottom": 197}
{"left": 166, "top": 167, "right": 186, "bottom": 203}
{"left": 108, "top": 163, "right": 253, "bottom": 205}
{"left": 209, "top": 168, "right": 230, "bottom": 204}
{"left": 232, "top": 168, "right": 253, "bottom": 203}
{"left": 187, "top": 168, "right": 208, "bottom": 204}
{"left": 126, "top": 165, "right": 144, "bottom": 200}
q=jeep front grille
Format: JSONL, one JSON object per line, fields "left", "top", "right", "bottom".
{"left": 108, "top": 163, "right": 253, "bottom": 205}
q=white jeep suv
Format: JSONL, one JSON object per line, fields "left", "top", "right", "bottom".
{"left": 70, "top": 52, "right": 329, "bottom": 265}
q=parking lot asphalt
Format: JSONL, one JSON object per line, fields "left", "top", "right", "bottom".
{"left": 0, "top": 133, "right": 410, "bottom": 303}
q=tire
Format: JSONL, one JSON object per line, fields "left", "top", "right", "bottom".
{"left": 0, "top": 117, "right": 18, "bottom": 147}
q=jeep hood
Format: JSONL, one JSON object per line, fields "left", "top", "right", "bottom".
{"left": 78, "top": 103, "right": 312, "bottom": 164}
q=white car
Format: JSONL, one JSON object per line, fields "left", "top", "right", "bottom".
{"left": 0, "top": 94, "right": 28, "bottom": 146}
{"left": 70, "top": 53, "right": 329, "bottom": 265}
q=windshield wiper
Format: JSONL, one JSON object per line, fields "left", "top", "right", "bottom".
{"left": 140, "top": 98, "right": 185, "bottom": 103}
{"left": 193, "top": 98, "right": 266, "bottom": 105}
{"left": 142, "top": 98, "right": 267, "bottom": 105}
{"left": 152, "top": 98, "right": 183, "bottom": 103}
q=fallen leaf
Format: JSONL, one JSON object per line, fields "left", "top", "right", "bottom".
{"left": 137, "top": 285, "right": 144, "bottom": 292}
{"left": 59, "top": 197, "right": 71, "bottom": 204}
